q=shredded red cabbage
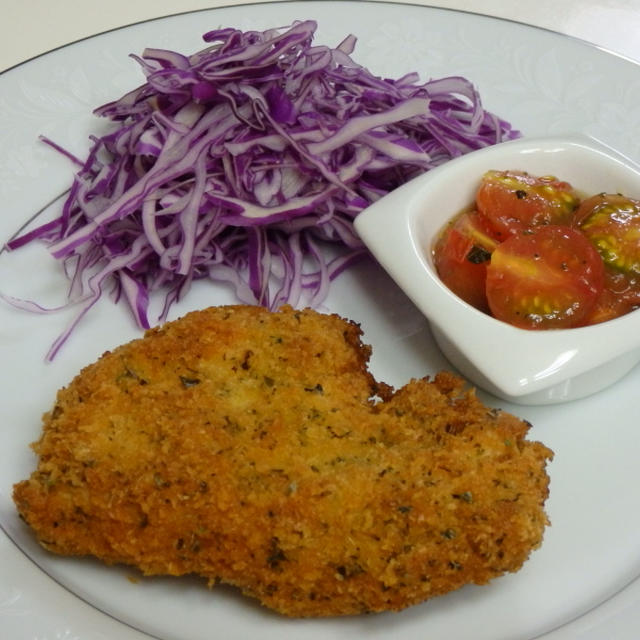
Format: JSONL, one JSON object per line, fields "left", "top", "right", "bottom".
{"left": 3, "top": 20, "right": 519, "bottom": 359}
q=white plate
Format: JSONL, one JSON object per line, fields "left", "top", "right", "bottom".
{"left": 1, "top": 3, "right": 640, "bottom": 639}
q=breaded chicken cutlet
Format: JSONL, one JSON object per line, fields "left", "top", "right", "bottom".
{"left": 14, "top": 305, "right": 552, "bottom": 617}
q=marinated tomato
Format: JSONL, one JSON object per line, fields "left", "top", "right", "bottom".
{"left": 476, "top": 170, "right": 580, "bottom": 239}
{"left": 574, "top": 193, "right": 640, "bottom": 274}
{"left": 583, "top": 270, "right": 640, "bottom": 325}
{"left": 433, "top": 212, "right": 499, "bottom": 312}
{"left": 432, "top": 171, "right": 640, "bottom": 330}
{"left": 486, "top": 226, "right": 604, "bottom": 329}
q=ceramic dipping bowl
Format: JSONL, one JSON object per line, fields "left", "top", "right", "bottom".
{"left": 354, "top": 135, "right": 640, "bottom": 405}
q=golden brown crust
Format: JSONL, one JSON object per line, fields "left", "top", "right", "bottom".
{"left": 13, "top": 305, "right": 552, "bottom": 616}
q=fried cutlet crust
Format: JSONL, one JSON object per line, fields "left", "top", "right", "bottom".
{"left": 13, "top": 305, "right": 552, "bottom": 616}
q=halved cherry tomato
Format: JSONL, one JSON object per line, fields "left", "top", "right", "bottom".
{"left": 486, "top": 225, "right": 604, "bottom": 329}
{"left": 433, "top": 211, "right": 500, "bottom": 312}
{"left": 476, "top": 170, "right": 580, "bottom": 239}
{"left": 583, "top": 269, "right": 640, "bottom": 325}
{"left": 574, "top": 193, "right": 640, "bottom": 275}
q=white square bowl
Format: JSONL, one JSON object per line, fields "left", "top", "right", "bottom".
{"left": 354, "top": 135, "right": 640, "bottom": 405}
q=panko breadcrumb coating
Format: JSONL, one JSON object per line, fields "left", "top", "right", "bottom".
{"left": 13, "top": 305, "right": 552, "bottom": 617}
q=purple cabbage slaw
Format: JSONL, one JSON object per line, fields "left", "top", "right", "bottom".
{"left": 2, "top": 20, "right": 519, "bottom": 360}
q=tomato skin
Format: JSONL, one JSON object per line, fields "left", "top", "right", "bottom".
{"left": 433, "top": 212, "right": 499, "bottom": 312}
{"left": 486, "top": 226, "right": 605, "bottom": 329}
{"left": 574, "top": 193, "right": 640, "bottom": 275}
{"left": 476, "top": 170, "right": 580, "bottom": 239}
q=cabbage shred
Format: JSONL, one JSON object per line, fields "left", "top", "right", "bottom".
{"left": 4, "top": 20, "right": 519, "bottom": 359}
